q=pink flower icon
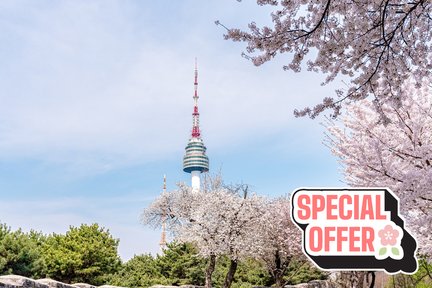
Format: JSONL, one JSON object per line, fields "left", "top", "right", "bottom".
{"left": 378, "top": 225, "right": 399, "bottom": 246}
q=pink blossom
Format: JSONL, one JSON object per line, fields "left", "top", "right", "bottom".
{"left": 325, "top": 81, "right": 432, "bottom": 255}
{"left": 222, "top": 1, "right": 432, "bottom": 118}
{"left": 378, "top": 225, "right": 399, "bottom": 246}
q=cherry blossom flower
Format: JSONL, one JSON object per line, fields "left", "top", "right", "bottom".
{"left": 222, "top": 1, "right": 432, "bottom": 118}
{"left": 378, "top": 225, "right": 400, "bottom": 246}
{"left": 325, "top": 79, "right": 432, "bottom": 256}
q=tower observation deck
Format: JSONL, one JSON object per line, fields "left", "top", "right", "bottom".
{"left": 182, "top": 60, "right": 209, "bottom": 191}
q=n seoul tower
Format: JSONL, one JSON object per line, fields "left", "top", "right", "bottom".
{"left": 182, "top": 60, "right": 209, "bottom": 191}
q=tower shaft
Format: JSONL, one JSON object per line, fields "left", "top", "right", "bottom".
{"left": 191, "top": 171, "right": 201, "bottom": 190}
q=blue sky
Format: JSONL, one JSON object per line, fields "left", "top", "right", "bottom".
{"left": 0, "top": 0, "right": 343, "bottom": 260}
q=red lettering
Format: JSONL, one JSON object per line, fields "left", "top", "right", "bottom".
{"left": 309, "top": 227, "right": 322, "bottom": 252}
{"left": 297, "top": 195, "right": 311, "bottom": 220}
{"left": 362, "top": 227, "right": 375, "bottom": 252}
{"left": 339, "top": 195, "right": 352, "bottom": 220}
{"left": 361, "top": 195, "right": 374, "bottom": 219}
{"left": 375, "top": 195, "right": 387, "bottom": 220}
{"left": 349, "top": 227, "right": 360, "bottom": 252}
{"left": 324, "top": 226, "right": 336, "bottom": 251}
{"left": 336, "top": 226, "right": 347, "bottom": 251}
{"left": 312, "top": 195, "right": 325, "bottom": 219}
{"left": 326, "top": 194, "right": 338, "bottom": 220}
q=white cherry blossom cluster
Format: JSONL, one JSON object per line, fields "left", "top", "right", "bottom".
{"left": 325, "top": 79, "right": 432, "bottom": 256}
{"left": 223, "top": 0, "right": 432, "bottom": 118}
{"left": 141, "top": 179, "right": 303, "bottom": 283}
{"left": 253, "top": 197, "right": 304, "bottom": 286}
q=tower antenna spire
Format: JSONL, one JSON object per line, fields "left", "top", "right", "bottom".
{"left": 191, "top": 58, "right": 200, "bottom": 138}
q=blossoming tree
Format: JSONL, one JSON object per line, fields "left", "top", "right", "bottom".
{"left": 325, "top": 81, "right": 432, "bottom": 256}
{"left": 179, "top": 185, "right": 266, "bottom": 288}
{"left": 141, "top": 184, "right": 218, "bottom": 287}
{"left": 222, "top": 0, "right": 432, "bottom": 118}
{"left": 141, "top": 178, "right": 267, "bottom": 288}
{"left": 253, "top": 197, "right": 304, "bottom": 287}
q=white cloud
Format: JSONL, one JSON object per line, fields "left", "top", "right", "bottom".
{"left": 0, "top": 1, "right": 339, "bottom": 174}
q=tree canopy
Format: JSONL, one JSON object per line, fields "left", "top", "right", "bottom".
{"left": 107, "top": 253, "right": 165, "bottom": 288}
{"left": 0, "top": 223, "right": 44, "bottom": 278}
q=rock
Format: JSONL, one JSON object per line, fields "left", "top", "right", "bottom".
{"left": 0, "top": 275, "right": 334, "bottom": 288}
{"left": 35, "top": 279, "right": 76, "bottom": 288}
{"left": 0, "top": 276, "right": 125, "bottom": 288}
{"left": 284, "top": 280, "right": 336, "bottom": 288}
{"left": 0, "top": 275, "right": 49, "bottom": 288}
{"left": 70, "top": 284, "right": 96, "bottom": 288}
{"left": 149, "top": 286, "right": 204, "bottom": 288}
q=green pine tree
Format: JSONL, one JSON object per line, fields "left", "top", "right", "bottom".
{"left": 0, "top": 222, "right": 45, "bottom": 278}
{"left": 41, "top": 223, "right": 121, "bottom": 285}
{"left": 155, "top": 242, "right": 206, "bottom": 286}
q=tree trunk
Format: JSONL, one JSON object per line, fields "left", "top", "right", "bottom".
{"left": 274, "top": 272, "right": 285, "bottom": 288}
{"left": 223, "top": 259, "right": 238, "bottom": 288}
{"left": 367, "top": 271, "right": 376, "bottom": 288}
{"left": 272, "top": 250, "right": 289, "bottom": 288}
{"left": 205, "top": 254, "right": 216, "bottom": 288}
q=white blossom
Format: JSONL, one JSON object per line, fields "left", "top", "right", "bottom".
{"left": 325, "top": 79, "right": 432, "bottom": 256}
{"left": 222, "top": 1, "right": 432, "bottom": 118}
{"left": 141, "top": 179, "right": 304, "bottom": 287}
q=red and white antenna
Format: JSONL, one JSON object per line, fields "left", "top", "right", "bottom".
{"left": 191, "top": 58, "right": 201, "bottom": 138}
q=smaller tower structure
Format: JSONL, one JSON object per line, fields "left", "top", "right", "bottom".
{"left": 159, "top": 175, "right": 168, "bottom": 251}
{"left": 183, "top": 60, "right": 209, "bottom": 191}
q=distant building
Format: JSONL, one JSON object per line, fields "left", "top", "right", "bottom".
{"left": 159, "top": 175, "right": 167, "bottom": 252}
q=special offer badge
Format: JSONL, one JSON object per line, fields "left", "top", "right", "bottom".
{"left": 291, "top": 188, "right": 418, "bottom": 274}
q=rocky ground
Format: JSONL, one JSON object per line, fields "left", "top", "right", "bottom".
{"left": 0, "top": 275, "right": 125, "bottom": 288}
{"left": 0, "top": 275, "right": 335, "bottom": 288}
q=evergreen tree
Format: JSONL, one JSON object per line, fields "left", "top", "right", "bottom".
{"left": 41, "top": 223, "right": 121, "bottom": 285}
{"left": 108, "top": 254, "right": 165, "bottom": 288}
{"left": 213, "top": 257, "right": 272, "bottom": 288}
{"left": 155, "top": 242, "right": 206, "bottom": 286}
{"left": 0, "top": 223, "right": 45, "bottom": 278}
{"left": 284, "top": 259, "right": 327, "bottom": 285}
